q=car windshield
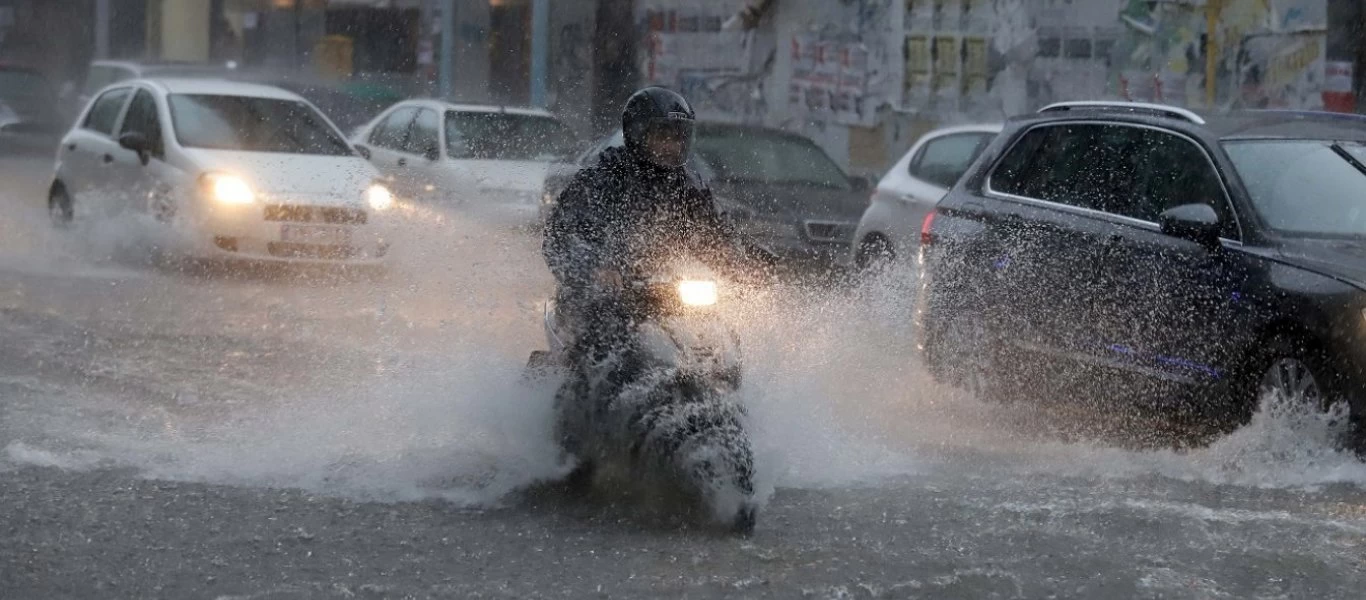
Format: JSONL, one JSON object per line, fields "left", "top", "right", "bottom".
{"left": 445, "top": 112, "right": 575, "bottom": 161}
{"left": 693, "top": 128, "right": 851, "bottom": 190}
{"left": 168, "top": 94, "right": 353, "bottom": 156}
{"left": 1224, "top": 140, "right": 1366, "bottom": 238}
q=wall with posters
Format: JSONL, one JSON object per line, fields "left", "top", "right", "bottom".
{"left": 637, "top": 0, "right": 775, "bottom": 124}
{"left": 634, "top": 0, "right": 1339, "bottom": 172}
{"left": 1108, "top": 0, "right": 1328, "bottom": 110}
{"left": 634, "top": 0, "right": 903, "bottom": 171}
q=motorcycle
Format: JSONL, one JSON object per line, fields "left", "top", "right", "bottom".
{"left": 526, "top": 258, "right": 757, "bottom": 533}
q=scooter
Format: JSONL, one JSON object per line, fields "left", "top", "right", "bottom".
{"left": 526, "top": 258, "right": 757, "bottom": 533}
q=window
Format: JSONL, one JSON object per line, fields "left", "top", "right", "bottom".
{"left": 444, "top": 111, "right": 576, "bottom": 161}
{"left": 404, "top": 109, "right": 440, "bottom": 157}
{"left": 1131, "top": 132, "right": 1232, "bottom": 236}
{"left": 1226, "top": 140, "right": 1366, "bottom": 238}
{"left": 119, "top": 90, "right": 164, "bottom": 159}
{"left": 369, "top": 107, "right": 417, "bottom": 151}
{"left": 1063, "top": 39, "right": 1093, "bottom": 59}
{"left": 990, "top": 123, "right": 1145, "bottom": 214}
{"left": 990, "top": 123, "right": 1235, "bottom": 237}
{"left": 168, "top": 94, "right": 353, "bottom": 156}
{"left": 909, "top": 132, "right": 994, "bottom": 189}
{"left": 82, "top": 87, "right": 131, "bottom": 135}
{"left": 693, "top": 128, "right": 852, "bottom": 190}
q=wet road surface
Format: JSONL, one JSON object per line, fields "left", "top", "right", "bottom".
{"left": 2, "top": 157, "right": 1364, "bottom": 598}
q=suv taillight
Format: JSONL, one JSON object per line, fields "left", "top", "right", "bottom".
{"left": 920, "top": 210, "right": 937, "bottom": 246}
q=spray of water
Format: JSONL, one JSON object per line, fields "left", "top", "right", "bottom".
{"left": 3, "top": 190, "right": 1365, "bottom": 506}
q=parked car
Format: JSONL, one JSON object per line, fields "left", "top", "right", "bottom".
{"left": 918, "top": 101, "right": 1366, "bottom": 446}
{"left": 846, "top": 124, "right": 1000, "bottom": 271}
{"left": 0, "top": 64, "right": 65, "bottom": 156}
{"left": 68, "top": 60, "right": 238, "bottom": 118}
{"left": 50, "top": 78, "right": 394, "bottom": 264}
{"left": 543, "top": 122, "right": 870, "bottom": 269}
{"left": 351, "top": 100, "right": 578, "bottom": 228}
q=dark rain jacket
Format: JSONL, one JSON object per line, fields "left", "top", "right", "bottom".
{"left": 542, "top": 146, "right": 742, "bottom": 310}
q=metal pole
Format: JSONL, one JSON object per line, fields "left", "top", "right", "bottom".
{"left": 1204, "top": 0, "right": 1222, "bottom": 108}
{"left": 530, "top": 0, "right": 550, "bottom": 107}
{"left": 94, "top": 0, "right": 111, "bottom": 59}
{"left": 440, "top": 0, "right": 456, "bottom": 99}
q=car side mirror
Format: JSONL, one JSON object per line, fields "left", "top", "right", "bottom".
{"left": 118, "top": 132, "right": 151, "bottom": 165}
{"left": 353, "top": 144, "right": 372, "bottom": 160}
{"left": 423, "top": 146, "right": 441, "bottom": 162}
{"left": 1159, "top": 203, "right": 1222, "bottom": 249}
{"left": 849, "top": 175, "right": 873, "bottom": 192}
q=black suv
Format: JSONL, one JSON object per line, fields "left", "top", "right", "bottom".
{"left": 918, "top": 102, "right": 1366, "bottom": 443}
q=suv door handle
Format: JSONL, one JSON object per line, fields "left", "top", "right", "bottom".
{"left": 66, "top": 143, "right": 77, "bottom": 152}
{"left": 102, "top": 154, "right": 114, "bottom": 164}
{"left": 397, "top": 157, "right": 407, "bottom": 167}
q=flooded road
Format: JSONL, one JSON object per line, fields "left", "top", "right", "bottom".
{"left": 2, "top": 158, "right": 1365, "bottom": 598}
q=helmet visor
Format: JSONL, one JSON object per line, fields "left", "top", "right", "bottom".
{"left": 642, "top": 118, "right": 694, "bottom": 168}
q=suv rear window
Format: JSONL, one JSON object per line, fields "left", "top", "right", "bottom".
{"left": 910, "top": 132, "right": 994, "bottom": 189}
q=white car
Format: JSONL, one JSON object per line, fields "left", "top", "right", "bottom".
{"left": 351, "top": 100, "right": 576, "bottom": 227}
{"left": 49, "top": 78, "right": 395, "bottom": 264}
{"left": 847, "top": 123, "right": 1002, "bottom": 270}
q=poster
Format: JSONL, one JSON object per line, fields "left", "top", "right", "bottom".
{"left": 791, "top": 34, "right": 872, "bottom": 123}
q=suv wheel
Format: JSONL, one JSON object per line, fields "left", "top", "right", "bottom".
{"left": 1259, "top": 357, "right": 1324, "bottom": 407}
{"left": 1242, "top": 334, "right": 1359, "bottom": 451}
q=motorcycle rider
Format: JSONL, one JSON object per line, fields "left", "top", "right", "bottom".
{"left": 542, "top": 86, "right": 744, "bottom": 365}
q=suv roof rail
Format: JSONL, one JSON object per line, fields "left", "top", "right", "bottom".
{"left": 1037, "top": 101, "right": 1206, "bottom": 125}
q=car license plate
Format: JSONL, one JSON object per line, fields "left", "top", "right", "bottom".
{"left": 280, "top": 225, "right": 351, "bottom": 245}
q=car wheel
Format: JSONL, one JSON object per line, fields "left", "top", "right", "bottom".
{"left": 856, "top": 235, "right": 895, "bottom": 273}
{"left": 1259, "top": 357, "right": 1325, "bottom": 408}
{"left": 48, "top": 184, "right": 73, "bottom": 227}
{"left": 1244, "top": 334, "right": 1358, "bottom": 448}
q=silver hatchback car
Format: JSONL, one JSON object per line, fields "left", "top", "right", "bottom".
{"left": 847, "top": 124, "right": 1001, "bottom": 271}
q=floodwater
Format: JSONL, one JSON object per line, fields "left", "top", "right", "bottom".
{"left": 2, "top": 158, "right": 1364, "bottom": 598}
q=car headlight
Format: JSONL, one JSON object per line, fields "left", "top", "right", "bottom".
{"left": 367, "top": 184, "right": 394, "bottom": 211}
{"left": 678, "top": 280, "right": 718, "bottom": 307}
{"left": 201, "top": 173, "right": 254, "bottom": 205}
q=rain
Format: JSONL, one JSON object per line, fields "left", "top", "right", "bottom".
{"left": 2, "top": 0, "right": 1366, "bottom": 597}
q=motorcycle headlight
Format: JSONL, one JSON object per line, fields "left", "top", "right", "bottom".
{"left": 367, "top": 184, "right": 395, "bottom": 211}
{"left": 678, "top": 280, "right": 718, "bottom": 307}
{"left": 201, "top": 173, "right": 255, "bottom": 205}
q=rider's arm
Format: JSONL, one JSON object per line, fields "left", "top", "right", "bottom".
{"left": 684, "top": 175, "right": 755, "bottom": 278}
{"left": 543, "top": 171, "right": 604, "bottom": 290}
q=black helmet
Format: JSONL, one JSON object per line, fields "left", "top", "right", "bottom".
{"left": 622, "top": 86, "right": 696, "bottom": 168}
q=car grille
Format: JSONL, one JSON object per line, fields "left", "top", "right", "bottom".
{"left": 263, "top": 204, "right": 367, "bottom": 225}
{"left": 803, "top": 220, "right": 855, "bottom": 242}
{"left": 267, "top": 242, "right": 361, "bottom": 260}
